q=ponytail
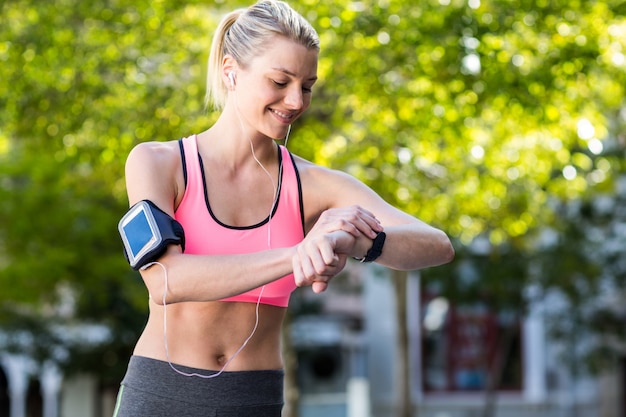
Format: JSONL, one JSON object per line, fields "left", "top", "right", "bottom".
{"left": 206, "top": 9, "right": 243, "bottom": 111}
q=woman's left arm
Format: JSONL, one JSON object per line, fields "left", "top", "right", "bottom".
{"left": 300, "top": 160, "right": 455, "bottom": 271}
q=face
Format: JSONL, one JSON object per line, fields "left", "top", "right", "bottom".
{"left": 230, "top": 36, "right": 318, "bottom": 140}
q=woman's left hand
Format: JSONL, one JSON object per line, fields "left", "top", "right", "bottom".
{"left": 308, "top": 206, "right": 382, "bottom": 240}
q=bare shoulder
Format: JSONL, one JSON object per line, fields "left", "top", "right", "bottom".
{"left": 126, "top": 140, "right": 181, "bottom": 170}
{"left": 290, "top": 154, "right": 355, "bottom": 186}
{"left": 124, "top": 140, "right": 185, "bottom": 211}
{"left": 291, "top": 153, "right": 380, "bottom": 215}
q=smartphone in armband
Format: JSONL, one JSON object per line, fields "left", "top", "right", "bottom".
{"left": 118, "top": 200, "right": 185, "bottom": 270}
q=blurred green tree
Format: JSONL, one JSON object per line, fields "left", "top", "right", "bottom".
{"left": 0, "top": 0, "right": 238, "bottom": 383}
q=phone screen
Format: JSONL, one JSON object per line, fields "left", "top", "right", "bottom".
{"left": 123, "top": 207, "right": 156, "bottom": 259}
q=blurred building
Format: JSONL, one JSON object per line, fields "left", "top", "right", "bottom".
{"left": 292, "top": 262, "right": 626, "bottom": 417}
{"left": 0, "top": 324, "right": 116, "bottom": 417}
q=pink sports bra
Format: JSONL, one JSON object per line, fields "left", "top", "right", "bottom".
{"left": 174, "top": 135, "right": 304, "bottom": 307}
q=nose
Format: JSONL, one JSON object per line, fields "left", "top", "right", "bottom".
{"left": 284, "top": 85, "right": 304, "bottom": 111}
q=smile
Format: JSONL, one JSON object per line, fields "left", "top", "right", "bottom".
{"left": 270, "top": 108, "right": 295, "bottom": 121}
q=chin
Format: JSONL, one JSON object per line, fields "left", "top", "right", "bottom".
{"left": 265, "top": 128, "right": 289, "bottom": 141}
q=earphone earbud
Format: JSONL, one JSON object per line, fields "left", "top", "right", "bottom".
{"left": 228, "top": 71, "right": 235, "bottom": 88}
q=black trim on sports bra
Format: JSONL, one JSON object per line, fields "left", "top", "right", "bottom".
{"left": 198, "top": 143, "right": 284, "bottom": 230}
{"left": 178, "top": 139, "right": 187, "bottom": 189}
{"left": 288, "top": 151, "right": 306, "bottom": 237}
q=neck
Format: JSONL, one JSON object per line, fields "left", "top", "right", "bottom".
{"left": 198, "top": 118, "right": 279, "bottom": 171}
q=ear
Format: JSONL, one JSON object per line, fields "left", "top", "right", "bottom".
{"left": 222, "top": 55, "right": 239, "bottom": 90}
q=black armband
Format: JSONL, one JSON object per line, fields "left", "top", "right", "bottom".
{"left": 118, "top": 200, "right": 185, "bottom": 270}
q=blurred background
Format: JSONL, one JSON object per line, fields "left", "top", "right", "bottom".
{"left": 1, "top": 0, "right": 625, "bottom": 416}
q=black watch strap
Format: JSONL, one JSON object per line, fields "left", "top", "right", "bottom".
{"left": 355, "top": 231, "right": 386, "bottom": 263}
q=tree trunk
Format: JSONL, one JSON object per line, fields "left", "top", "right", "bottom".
{"left": 393, "top": 269, "right": 412, "bottom": 417}
{"left": 482, "top": 322, "right": 516, "bottom": 417}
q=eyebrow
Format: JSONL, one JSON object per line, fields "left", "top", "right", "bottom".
{"left": 272, "top": 67, "right": 318, "bottom": 81}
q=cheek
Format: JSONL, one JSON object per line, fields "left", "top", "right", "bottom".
{"left": 240, "top": 91, "right": 273, "bottom": 117}
{"left": 303, "top": 95, "right": 312, "bottom": 109}
{"left": 255, "top": 87, "right": 281, "bottom": 105}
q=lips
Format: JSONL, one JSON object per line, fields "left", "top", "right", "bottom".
{"left": 270, "top": 108, "right": 295, "bottom": 122}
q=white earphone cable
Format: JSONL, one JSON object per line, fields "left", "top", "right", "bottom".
{"left": 146, "top": 261, "right": 265, "bottom": 379}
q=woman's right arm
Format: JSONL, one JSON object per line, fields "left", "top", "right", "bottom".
{"left": 123, "top": 142, "right": 358, "bottom": 304}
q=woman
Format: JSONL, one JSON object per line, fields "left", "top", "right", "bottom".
{"left": 113, "top": 1, "right": 454, "bottom": 416}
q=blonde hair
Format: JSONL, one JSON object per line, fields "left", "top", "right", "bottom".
{"left": 206, "top": 0, "right": 320, "bottom": 110}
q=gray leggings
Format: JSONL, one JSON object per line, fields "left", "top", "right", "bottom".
{"left": 113, "top": 356, "right": 284, "bottom": 417}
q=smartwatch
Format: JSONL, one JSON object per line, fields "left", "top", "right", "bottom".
{"left": 354, "top": 231, "right": 386, "bottom": 263}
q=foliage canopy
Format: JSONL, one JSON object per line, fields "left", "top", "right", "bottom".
{"left": 1, "top": 0, "right": 625, "bottom": 379}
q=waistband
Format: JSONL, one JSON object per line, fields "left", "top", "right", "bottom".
{"left": 121, "top": 356, "right": 284, "bottom": 407}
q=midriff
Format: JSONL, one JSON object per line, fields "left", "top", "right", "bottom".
{"left": 133, "top": 300, "right": 286, "bottom": 371}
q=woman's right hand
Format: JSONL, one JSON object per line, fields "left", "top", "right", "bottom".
{"left": 292, "top": 229, "right": 357, "bottom": 294}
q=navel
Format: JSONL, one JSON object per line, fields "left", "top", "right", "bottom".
{"left": 216, "top": 354, "right": 228, "bottom": 366}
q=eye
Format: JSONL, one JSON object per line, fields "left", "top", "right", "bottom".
{"left": 272, "top": 80, "right": 287, "bottom": 88}
{"left": 272, "top": 79, "right": 314, "bottom": 93}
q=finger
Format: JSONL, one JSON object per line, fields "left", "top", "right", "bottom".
{"left": 314, "top": 247, "right": 339, "bottom": 275}
{"left": 312, "top": 281, "right": 328, "bottom": 293}
{"left": 353, "top": 209, "right": 383, "bottom": 236}
{"left": 334, "top": 206, "right": 381, "bottom": 238}
{"left": 294, "top": 245, "right": 324, "bottom": 287}
{"left": 299, "top": 252, "right": 319, "bottom": 284}
{"left": 321, "top": 241, "right": 338, "bottom": 264}
{"left": 298, "top": 238, "right": 336, "bottom": 281}
{"left": 315, "top": 212, "right": 361, "bottom": 237}
{"left": 339, "top": 221, "right": 361, "bottom": 238}
{"left": 292, "top": 254, "right": 307, "bottom": 287}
